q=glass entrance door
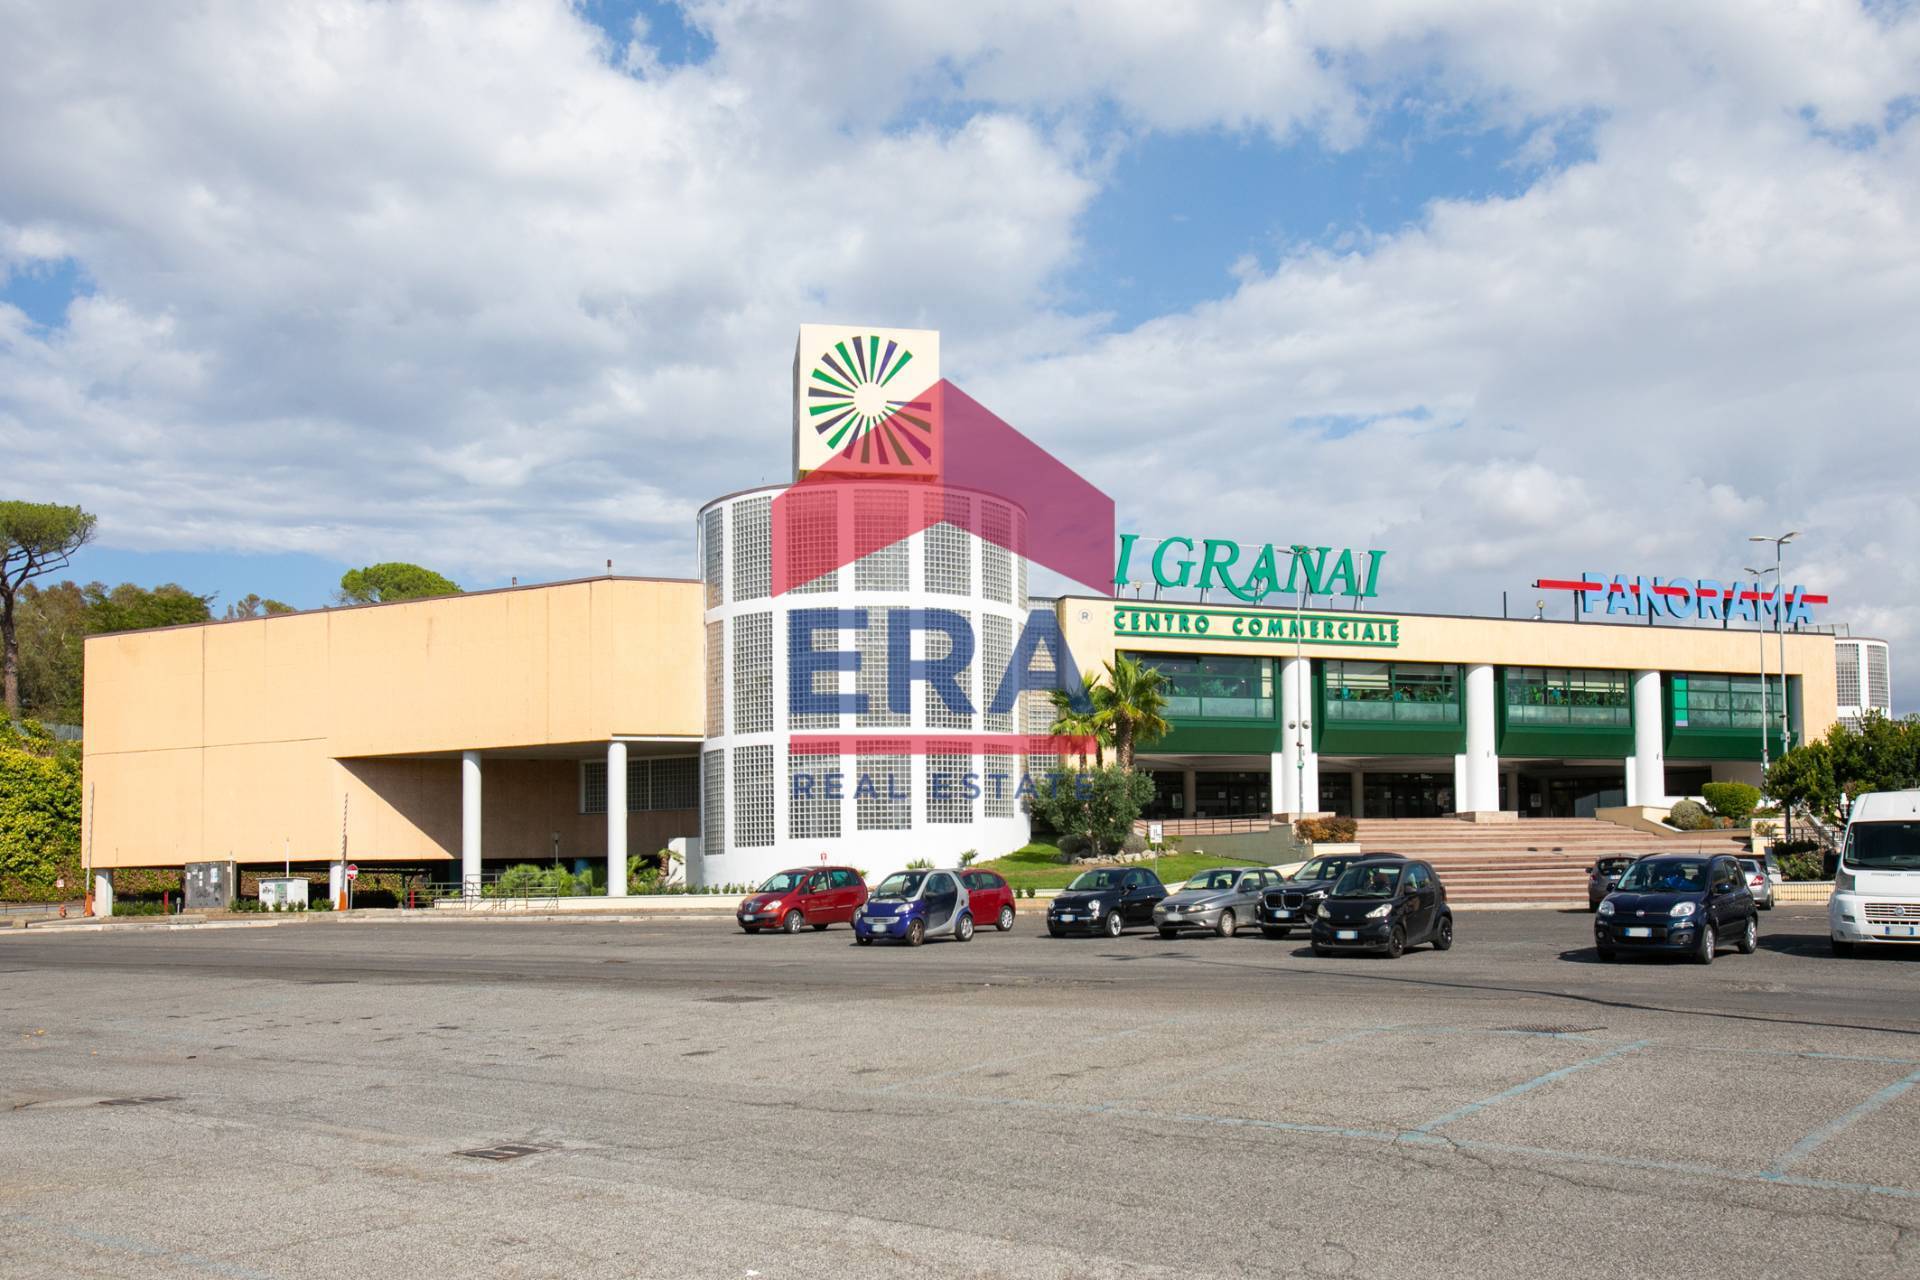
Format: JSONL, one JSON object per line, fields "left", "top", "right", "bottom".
{"left": 1194, "top": 771, "right": 1271, "bottom": 818}
{"left": 1362, "top": 772, "right": 1453, "bottom": 818}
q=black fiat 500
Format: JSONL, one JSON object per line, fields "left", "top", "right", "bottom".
{"left": 1047, "top": 866, "right": 1167, "bottom": 937}
{"left": 1594, "top": 853, "right": 1757, "bottom": 964}
{"left": 1310, "top": 857, "right": 1453, "bottom": 959}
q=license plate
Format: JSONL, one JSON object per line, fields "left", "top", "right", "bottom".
{"left": 1336, "top": 930, "right": 1358, "bottom": 940}
{"left": 1882, "top": 924, "right": 1920, "bottom": 938}
{"left": 1056, "top": 914, "right": 1077, "bottom": 923}
{"left": 1624, "top": 927, "right": 1652, "bottom": 938}
{"left": 866, "top": 917, "right": 890, "bottom": 928}
{"left": 1276, "top": 910, "right": 1293, "bottom": 919}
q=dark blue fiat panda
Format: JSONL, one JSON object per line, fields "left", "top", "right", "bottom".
{"left": 1595, "top": 853, "right": 1757, "bottom": 963}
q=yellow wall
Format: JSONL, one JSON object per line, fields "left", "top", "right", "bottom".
{"left": 1058, "top": 597, "right": 1840, "bottom": 737}
{"left": 82, "top": 578, "right": 703, "bottom": 869}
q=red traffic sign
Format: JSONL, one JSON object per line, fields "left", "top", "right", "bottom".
{"left": 345, "top": 863, "right": 359, "bottom": 880}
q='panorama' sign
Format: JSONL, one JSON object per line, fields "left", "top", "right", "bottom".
{"left": 1113, "top": 535, "right": 1386, "bottom": 603}
{"left": 1536, "top": 574, "right": 1828, "bottom": 625}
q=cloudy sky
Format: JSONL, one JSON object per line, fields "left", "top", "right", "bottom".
{"left": 4, "top": 1, "right": 1918, "bottom": 703}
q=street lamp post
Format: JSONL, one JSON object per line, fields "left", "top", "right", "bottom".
{"left": 1283, "top": 545, "right": 1310, "bottom": 816}
{"left": 1744, "top": 564, "right": 1777, "bottom": 779}
{"left": 1750, "top": 532, "right": 1799, "bottom": 753}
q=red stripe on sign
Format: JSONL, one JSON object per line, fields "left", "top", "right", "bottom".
{"left": 787, "top": 734, "right": 1093, "bottom": 757}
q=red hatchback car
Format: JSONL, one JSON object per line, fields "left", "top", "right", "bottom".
{"left": 961, "top": 868, "right": 1017, "bottom": 931}
{"left": 737, "top": 867, "right": 868, "bottom": 933}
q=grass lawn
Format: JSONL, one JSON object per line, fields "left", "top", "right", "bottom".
{"left": 977, "top": 841, "right": 1288, "bottom": 891}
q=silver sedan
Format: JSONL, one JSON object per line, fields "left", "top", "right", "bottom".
{"left": 1153, "top": 866, "right": 1282, "bottom": 939}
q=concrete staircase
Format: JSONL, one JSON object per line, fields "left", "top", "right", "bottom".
{"left": 1353, "top": 818, "right": 1747, "bottom": 906}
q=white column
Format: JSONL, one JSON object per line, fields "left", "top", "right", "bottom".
{"left": 1270, "top": 750, "right": 1291, "bottom": 816}
{"left": 606, "top": 741, "right": 629, "bottom": 897}
{"left": 91, "top": 871, "right": 114, "bottom": 917}
{"left": 461, "top": 750, "right": 482, "bottom": 899}
{"left": 328, "top": 860, "right": 346, "bottom": 909}
{"left": 1451, "top": 754, "right": 1469, "bottom": 815}
{"left": 1461, "top": 663, "right": 1499, "bottom": 813}
{"left": 1279, "top": 655, "right": 1317, "bottom": 814}
{"left": 1630, "top": 669, "right": 1666, "bottom": 805}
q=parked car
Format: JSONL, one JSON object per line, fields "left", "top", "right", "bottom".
{"left": 1737, "top": 857, "right": 1774, "bottom": 910}
{"left": 1257, "top": 854, "right": 1379, "bottom": 938}
{"left": 1594, "top": 853, "right": 1758, "bottom": 964}
{"left": 961, "top": 868, "right": 1017, "bottom": 931}
{"left": 736, "top": 866, "right": 867, "bottom": 933}
{"left": 1048, "top": 866, "right": 1167, "bottom": 937}
{"left": 1310, "top": 857, "right": 1453, "bottom": 958}
{"left": 1154, "top": 866, "right": 1284, "bottom": 939}
{"left": 1830, "top": 788, "right": 1920, "bottom": 955}
{"left": 1587, "top": 856, "right": 1638, "bottom": 911}
{"left": 854, "top": 869, "right": 973, "bottom": 946}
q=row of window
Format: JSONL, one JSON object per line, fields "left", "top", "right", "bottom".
{"left": 1123, "top": 653, "right": 1789, "bottom": 731}
{"left": 700, "top": 492, "right": 1029, "bottom": 606}
{"left": 700, "top": 747, "right": 1031, "bottom": 851}
{"left": 579, "top": 756, "right": 701, "bottom": 814}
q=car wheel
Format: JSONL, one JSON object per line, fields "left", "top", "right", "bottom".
{"left": 1596, "top": 943, "right": 1615, "bottom": 963}
{"left": 781, "top": 909, "right": 803, "bottom": 935}
{"left": 1761, "top": 899, "right": 1773, "bottom": 911}
{"left": 905, "top": 919, "right": 925, "bottom": 947}
{"left": 1104, "top": 910, "right": 1125, "bottom": 938}
{"left": 1431, "top": 914, "right": 1453, "bottom": 951}
{"left": 1047, "top": 923, "right": 1065, "bottom": 939}
{"left": 955, "top": 912, "right": 974, "bottom": 943}
{"left": 1311, "top": 943, "right": 1331, "bottom": 957}
{"left": 997, "top": 904, "right": 1015, "bottom": 931}
{"left": 1694, "top": 918, "right": 1715, "bottom": 965}
{"left": 1216, "top": 909, "right": 1236, "bottom": 939}
{"left": 1260, "top": 927, "right": 1291, "bottom": 940}
{"left": 1737, "top": 914, "right": 1758, "bottom": 955}
{"left": 1384, "top": 924, "right": 1405, "bottom": 960}
{"left": 1158, "top": 927, "right": 1179, "bottom": 940}
{"left": 1832, "top": 936, "right": 1855, "bottom": 957}
{"left": 855, "top": 933, "right": 873, "bottom": 946}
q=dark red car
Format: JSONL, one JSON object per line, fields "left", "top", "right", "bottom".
{"left": 736, "top": 866, "right": 868, "bottom": 933}
{"left": 961, "top": 868, "right": 1017, "bottom": 931}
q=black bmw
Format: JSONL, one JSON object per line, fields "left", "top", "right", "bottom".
{"left": 1594, "top": 853, "right": 1757, "bottom": 964}
{"left": 1256, "top": 853, "right": 1385, "bottom": 939}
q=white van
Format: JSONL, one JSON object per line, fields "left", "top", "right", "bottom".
{"left": 1829, "top": 789, "right": 1920, "bottom": 955}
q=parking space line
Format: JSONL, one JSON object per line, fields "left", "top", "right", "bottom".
{"left": 1765, "top": 1066, "right": 1920, "bottom": 1175}
{"left": 1403, "top": 1039, "right": 1652, "bottom": 1135}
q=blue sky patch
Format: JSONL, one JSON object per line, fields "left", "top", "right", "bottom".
{"left": 2, "top": 255, "right": 89, "bottom": 330}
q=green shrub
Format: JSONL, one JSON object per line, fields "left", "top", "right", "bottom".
{"left": 1667, "top": 799, "right": 1713, "bottom": 831}
{"left": 1295, "top": 816, "right": 1358, "bottom": 843}
{"left": 905, "top": 857, "right": 933, "bottom": 870}
{"left": 1121, "top": 833, "right": 1148, "bottom": 854}
{"left": 1027, "top": 767, "right": 1155, "bottom": 858}
{"left": 1056, "top": 833, "right": 1089, "bottom": 857}
{"left": 958, "top": 849, "right": 978, "bottom": 867}
{"left": 311, "top": 895, "right": 333, "bottom": 911}
{"left": 1773, "top": 839, "right": 1826, "bottom": 881}
{"left": 1701, "top": 782, "right": 1762, "bottom": 823}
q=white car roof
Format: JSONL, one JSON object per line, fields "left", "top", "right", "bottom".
{"left": 1850, "top": 790, "right": 1920, "bottom": 823}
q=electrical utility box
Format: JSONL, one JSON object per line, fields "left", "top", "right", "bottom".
{"left": 184, "top": 860, "right": 238, "bottom": 911}
{"left": 257, "top": 877, "right": 310, "bottom": 909}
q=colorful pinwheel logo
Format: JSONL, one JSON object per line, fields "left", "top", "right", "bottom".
{"left": 806, "top": 334, "right": 933, "bottom": 466}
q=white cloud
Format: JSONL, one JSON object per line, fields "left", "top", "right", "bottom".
{"left": 4, "top": 0, "right": 1920, "bottom": 704}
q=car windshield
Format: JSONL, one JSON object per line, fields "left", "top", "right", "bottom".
{"left": 756, "top": 871, "right": 808, "bottom": 893}
{"left": 1185, "top": 868, "right": 1243, "bottom": 893}
{"left": 1596, "top": 859, "right": 1632, "bottom": 875}
{"left": 1292, "top": 857, "right": 1350, "bottom": 883}
{"left": 1616, "top": 859, "right": 1706, "bottom": 893}
{"left": 872, "top": 872, "right": 925, "bottom": 900}
{"left": 1332, "top": 864, "right": 1402, "bottom": 898}
{"left": 1846, "top": 821, "right": 1920, "bottom": 871}
{"left": 1067, "top": 869, "right": 1125, "bottom": 891}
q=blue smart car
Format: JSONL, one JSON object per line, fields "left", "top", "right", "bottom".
{"left": 853, "top": 868, "right": 974, "bottom": 946}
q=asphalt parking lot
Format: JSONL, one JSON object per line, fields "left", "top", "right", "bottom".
{"left": 4, "top": 905, "right": 1919, "bottom": 1279}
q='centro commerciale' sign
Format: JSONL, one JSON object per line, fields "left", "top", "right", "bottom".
{"left": 1113, "top": 606, "right": 1401, "bottom": 647}
{"left": 1113, "top": 535, "right": 1386, "bottom": 602}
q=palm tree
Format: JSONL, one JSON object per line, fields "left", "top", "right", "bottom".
{"left": 1095, "top": 655, "right": 1171, "bottom": 771}
{"left": 1048, "top": 672, "right": 1110, "bottom": 768}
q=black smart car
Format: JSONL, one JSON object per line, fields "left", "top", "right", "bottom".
{"left": 1310, "top": 857, "right": 1453, "bottom": 959}
{"left": 1046, "top": 866, "right": 1167, "bottom": 938}
{"left": 1594, "top": 853, "right": 1757, "bottom": 964}
{"left": 1256, "top": 853, "right": 1387, "bottom": 939}
{"left": 1587, "top": 856, "right": 1638, "bottom": 911}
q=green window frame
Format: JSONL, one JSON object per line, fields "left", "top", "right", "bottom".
{"left": 1323, "top": 661, "right": 1460, "bottom": 724}
{"left": 1671, "top": 673, "right": 1783, "bottom": 731}
{"left": 1504, "top": 667, "right": 1630, "bottom": 727}
{"left": 1122, "top": 651, "right": 1273, "bottom": 720}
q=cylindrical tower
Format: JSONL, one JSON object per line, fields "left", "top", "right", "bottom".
{"left": 695, "top": 482, "right": 1034, "bottom": 886}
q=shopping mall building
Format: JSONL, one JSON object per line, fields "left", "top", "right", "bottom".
{"left": 80, "top": 325, "right": 1891, "bottom": 891}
